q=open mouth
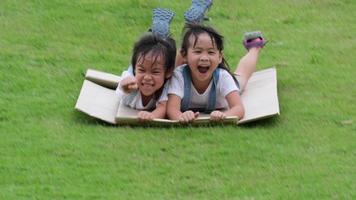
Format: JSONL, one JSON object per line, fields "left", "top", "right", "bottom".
{"left": 140, "top": 83, "right": 155, "bottom": 95}
{"left": 197, "top": 66, "right": 209, "bottom": 74}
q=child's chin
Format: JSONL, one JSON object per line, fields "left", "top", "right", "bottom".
{"left": 140, "top": 91, "right": 155, "bottom": 97}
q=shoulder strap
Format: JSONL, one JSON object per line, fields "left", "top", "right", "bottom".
{"left": 205, "top": 68, "right": 220, "bottom": 113}
{"left": 181, "top": 67, "right": 220, "bottom": 113}
{"left": 181, "top": 66, "right": 191, "bottom": 112}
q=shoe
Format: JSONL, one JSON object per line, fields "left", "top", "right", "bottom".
{"left": 150, "top": 8, "right": 175, "bottom": 39}
{"left": 243, "top": 31, "right": 267, "bottom": 50}
{"left": 184, "top": 0, "right": 213, "bottom": 24}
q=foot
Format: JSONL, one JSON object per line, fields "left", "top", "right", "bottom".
{"left": 184, "top": 0, "right": 213, "bottom": 24}
{"left": 150, "top": 8, "right": 175, "bottom": 39}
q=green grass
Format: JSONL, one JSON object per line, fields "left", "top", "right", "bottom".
{"left": 0, "top": 0, "right": 355, "bottom": 199}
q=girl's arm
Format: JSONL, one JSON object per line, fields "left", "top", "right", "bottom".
{"left": 224, "top": 91, "right": 245, "bottom": 120}
{"left": 210, "top": 71, "right": 245, "bottom": 121}
{"left": 151, "top": 101, "right": 168, "bottom": 119}
{"left": 119, "top": 76, "right": 138, "bottom": 93}
{"left": 137, "top": 101, "right": 167, "bottom": 121}
{"left": 116, "top": 65, "right": 137, "bottom": 94}
{"left": 167, "top": 94, "right": 183, "bottom": 120}
{"left": 167, "top": 94, "right": 199, "bottom": 122}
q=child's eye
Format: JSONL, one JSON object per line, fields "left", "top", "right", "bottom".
{"left": 137, "top": 68, "right": 145, "bottom": 73}
{"left": 208, "top": 51, "right": 216, "bottom": 55}
{"left": 152, "top": 71, "right": 162, "bottom": 75}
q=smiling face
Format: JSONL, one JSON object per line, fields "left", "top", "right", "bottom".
{"left": 134, "top": 52, "right": 168, "bottom": 100}
{"left": 185, "top": 32, "right": 222, "bottom": 91}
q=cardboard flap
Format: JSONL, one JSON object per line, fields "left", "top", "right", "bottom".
{"left": 85, "top": 69, "right": 121, "bottom": 89}
{"left": 239, "top": 68, "right": 280, "bottom": 124}
{"left": 75, "top": 80, "right": 120, "bottom": 124}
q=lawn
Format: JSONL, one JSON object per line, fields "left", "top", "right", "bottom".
{"left": 0, "top": 0, "right": 355, "bottom": 199}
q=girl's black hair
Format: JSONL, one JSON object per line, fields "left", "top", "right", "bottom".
{"left": 180, "top": 23, "right": 238, "bottom": 83}
{"left": 131, "top": 33, "right": 176, "bottom": 75}
{"left": 131, "top": 33, "right": 176, "bottom": 101}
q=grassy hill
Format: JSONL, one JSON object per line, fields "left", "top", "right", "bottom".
{"left": 0, "top": 0, "right": 355, "bottom": 199}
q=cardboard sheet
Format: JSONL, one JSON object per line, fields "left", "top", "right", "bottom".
{"left": 75, "top": 68, "right": 280, "bottom": 125}
{"left": 85, "top": 69, "right": 121, "bottom": 89}
{"left": 75, "top": 80, "right": 120, "bottom": 124}
{"left": 238, "top": 68, "right": 280, "bottom": 124}
{"left": 115, "top": 102, "right": 239, "bottom": 125}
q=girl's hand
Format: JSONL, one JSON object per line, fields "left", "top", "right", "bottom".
{"left": 120, "top": 76, "right": 138, "bottom": 93}
{"left": 179, "top": 111, "right": 199, "bottom": 123}
{"left": 138, "top": 111, "right": 155, "bottom": 121}
{"left": 210, "top": 110, "right": 226, "bottom": 122}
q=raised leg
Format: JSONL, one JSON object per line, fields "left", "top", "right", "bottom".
{"left": 234, "top": 47, "right": 261, "bottom": 92}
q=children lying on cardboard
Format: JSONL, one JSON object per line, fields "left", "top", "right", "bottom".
{"left": 75, "top": 4, "right": 280, "bottom": 125}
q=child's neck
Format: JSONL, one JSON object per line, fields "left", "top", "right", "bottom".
{"left": 191, "top": 77, "right": 212, "bottom": 94}
{"left": 141, "top": 93, "right": 154, "bottom": 106}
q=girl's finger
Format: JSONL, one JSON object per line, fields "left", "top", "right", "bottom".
{"left": 189, "top": 111, "right": 197, "bottom": 121}
{"left": 194, "top": 112, "right": 199, "bottom": 118}
{"left": 183, "top": 113, "right": 191, "bottom": 122}
{"left": 128, "top": 83, "right": 138, "bottom": 90}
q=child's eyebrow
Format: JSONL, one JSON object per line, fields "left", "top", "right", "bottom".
{"left": 136, "top": 64, "right": 144, "bottom": 68}
{"left": 192, "top": 46, "right": 204, "bottom": 50}
{"left": 151, "top": 64, "right": 165, "bottom": 69}
{"left": 192, "top": 46, "right": 217, "bottom": 51}
{"left": 192, "top": 42, "right": 216, "bottom": 49}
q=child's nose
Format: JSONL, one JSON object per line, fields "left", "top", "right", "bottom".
{"left": 143, "top": 74, "right": 152, "bottom": 80}
{"left": 200, "top": 53, "right": 209, "bottom": 61}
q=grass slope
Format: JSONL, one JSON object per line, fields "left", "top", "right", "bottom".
{"left": 0, "top": 0, "right": 355, "bottom": 199}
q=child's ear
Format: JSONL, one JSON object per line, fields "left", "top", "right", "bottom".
{"left": 219, "top": 51, "right": 223, "bottom": 63}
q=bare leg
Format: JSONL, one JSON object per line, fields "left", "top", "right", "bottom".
{"left": 234, "top": 47, "right": 261, "bottom": 92}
